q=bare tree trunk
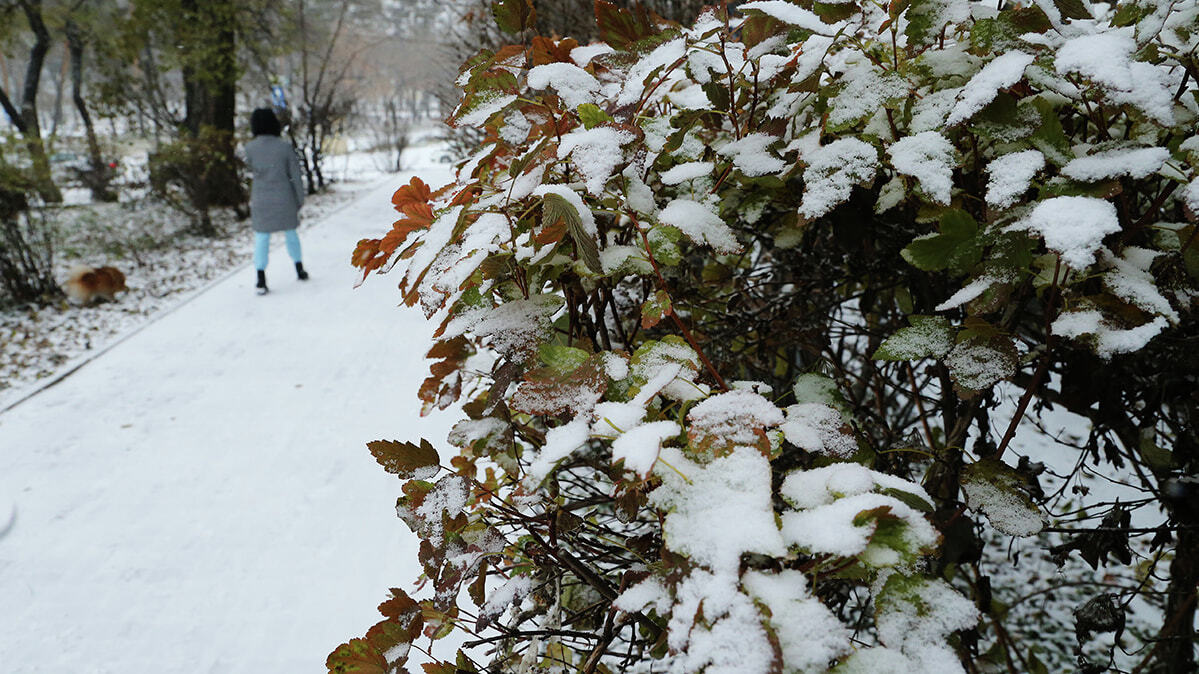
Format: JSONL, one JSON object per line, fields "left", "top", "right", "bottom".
{"left": 3, "top": 0, "right": 63, "bottom": 203}
{"left": 180, "top": 0, "right": 244, "bottom": 215}
{"left": 49, "top": 48, "right": 68, "bottom": 141}
{"left": 1153, "top": 526, "right": 1198, "bottom": 672}
{"left": 65, "top": 20, "right": 116, "bottom": 203}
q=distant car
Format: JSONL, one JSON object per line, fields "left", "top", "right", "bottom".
{"left": 439, "top": 154, "right": 454, "bottom": 164}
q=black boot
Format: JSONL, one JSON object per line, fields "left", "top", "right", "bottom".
{"left": 256, "top": 269, "right": 268, "bottom": 295}
{"left": 295, "top": 261, "right": 309, "bottom": 281}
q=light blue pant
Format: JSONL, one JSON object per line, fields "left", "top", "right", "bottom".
{"left": 253, "top": 229, "right": 302, "bottom": 271}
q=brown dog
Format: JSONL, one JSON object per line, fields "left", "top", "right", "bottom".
{"left": 64, "top": 265, "right": 128, "bottom": 304}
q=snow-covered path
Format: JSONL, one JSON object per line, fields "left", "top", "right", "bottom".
{"left": 0, "top": 161, "right": 455, "bottom": 672}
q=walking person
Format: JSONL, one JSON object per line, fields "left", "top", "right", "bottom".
{"left": 245, "top": 107, "right": 308, "bottom": 295}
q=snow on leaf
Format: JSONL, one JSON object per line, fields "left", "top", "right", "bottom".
{"left": 480, "top": 575, "right": 532, "bottom": 627}
{"left": 615, "top": 37, "right": 686, "bottom": 107}
{"left": 612, "top": 419, "right": 679, "bottom": 477}
{"left": 658, "top": 199, "right": 742, "bottom": 253}
{"left": 613, "top": 576, "right": 670, "bottom": 615}
{"left": 526, "top": 62, "right": 601, "bottom": 109}
{"left": 716, "top": 133, "right": 786, "bottom": 177}
{"left": 397, "top": 474, "right": 469, "bottom": 547}
{"left": 1101, "top": 248, "right": 1177, "bottom": 322}
{"left": 945, "top": 51, "right": 1035, "bottom": 126}
{"left": 781, "top": 463, "right": 933, "bottom": 511}
{"left": 779, "top": 491, "right": 937, "bottom": 564}
{"left": 660, "top": 161, "right": 714, "bottom": 185}
{"left": 651, "top": 445, "right": 786, "bottom": 573}
{"left": 686, "top": 389, "right": 784, "bottom": 456}
{"left": 910, "top": 88, "right": 959, "bottom": 133}
{"left": 525, "top": 417, "right": 590, "bottom": 485}
{"left": 1052, "top": 310, "right": 1170, "bottom": 358}
{"left": 742, "top": 570, "right": 851, "bottom": 673}
{"left": 945, "top": 339, "right": 1016, "bottom": 391}
{"left": 669, "top": 570, "right": 776, "bottom": 674}
{"left": 888, "top": 131, "right": 955, "bottom": 204}
{"left": 402, "top": 206, "right": 463, "bottom": 296}
{"left": 454, "top": 92, "right": 517, "bottom": 128}
{"left": 442, "top": 294, "right": 565, "bottom": 360}
{"left": 511, "top": 353, "right": 607, "bottom": 417}
{"left": 739, "top": 0, "right": 844, "bottom": 35}
{"left": 781, "top": 402, "right": 857, "bottom": 458}
{"left": 557, "top": 126, "right": 635, "bottom": 195}
{"left": 827, "top": 66, "right": 908, "bottom": 130}
{"left": 1010, "top": 196, "right": 1120, "bottom": 270}
{"left": 866, "top": 576, "right": 979, "bottom": 672}
{"left": 1184, "top": 177, "right": 1199, "bottom": 214}
{"left": 985, "top": 149, "right": 1045, "bottom": 208}
{"left": 961, "top": 459, "right": 1047, "bottom": 537}
{"left": 447, "top": 417, "right": 510, "bottom": 456}
{"left": 874, "top": 315, "right": 954, "bottom": 361}
{"left": 1054, "top": 28, "right": 1174, "bottom": 125}
{"left": 570, "top": 42, "right": 614, "bottom": 67}
{"left": 934, "top": 276, "right": 1001, "bottom": 312}
{"left": 799, "top": 138, "right": 879, "bottom": 220}
{"left": 1061, "top": 146, "right": 1170, "bottom": 182}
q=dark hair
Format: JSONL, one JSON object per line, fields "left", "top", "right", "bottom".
{"left": 250, "top": 108, "right": 282, "bottom": 137}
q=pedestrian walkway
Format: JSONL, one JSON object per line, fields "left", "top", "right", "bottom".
{"left": 0, "top": 164, "right": 456, "bottom": 673}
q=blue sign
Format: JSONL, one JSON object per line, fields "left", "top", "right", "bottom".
{"left": 271, "top": 85, "right": 287, "bottom": 110}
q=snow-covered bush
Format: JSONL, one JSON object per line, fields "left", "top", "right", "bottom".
{"left": 334, "top": 0, "right": 1199, "bottom": 671}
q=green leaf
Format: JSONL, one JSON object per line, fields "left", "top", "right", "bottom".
{"left": 368, "top": 439, "right": 440, "bottom": 480}
{"left": 1111, "top": 2, "right": 1150, "bottom": 26}
{"left": 641, "top": 289, "right": 672, "bottom": 329}
{"left": 1138, "top": 430, "right": 1174, "bottom": 472}
{"left": 814, "top": 0, "right": 859, "bottom": 22}
{"left": 542, "top": 192, "right": 602, "bottom": 274}
{"left": 1176, "top": 225, "right": 1199, "bottom": 281}
{"left": 647, "top": 225, "right": 683, "bottom": 266}
{"left": 539, "top": 344, "right": 591, "bottom": 373}
{"left": 900, "top": 210, "right": 982, "bottom": 274}
{"left": 491, "top": 0, "right": 535, "bottom": 34}
{"left": 880, "top": 487, "right": 935, "bottom": 513}
{"left": 874, "top": 315, "right": 955, "bottom": 361}
{"left": 701, "top": 81, "right": 730, "bottom": 112}
{"left": 1029, "top": 98, "right": 1073, "bottom": 165}
{"left": 577, "top": 103, "right": 613, "bottom": 129}
{"left": 1052, "top": 0, "right": 1092, "bottom": 20}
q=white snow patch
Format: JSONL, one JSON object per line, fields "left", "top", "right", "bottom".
{"left": 986, "top": 150, "right": 1045, "bottom": 208}
{"left": 739, "top": 0, "right": 843, "bottom": 35}
{"left": 1061, "top": 146, "right": 1170, "bottom": 182}
{"left": 611, "top": 420, "right": 679, "bottom": 478}
{"left": 660, "top": 161, "right": 714, "bottom": 185}
{"left": 1010, "top": 196, "right": 1121, "bottom": 270}
{"left": 658, "top": 199, "right": 741, "bottom": 253}
{"left": 799, "top": 138, "right": 879, "bottom": 219}
{"left": 889, "top": 131, "right": 955, "bottom": 204}
{"left": 781, "top": 402, "right": 856, "bottom": 458}
{"left": 946, "top": 51, "right": 1035, "bottom": 126}
{"left": 527, "top": 62, "right": 601, "bottom": 110}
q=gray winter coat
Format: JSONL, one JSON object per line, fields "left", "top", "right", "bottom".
{"left": 245, "top": 135, "right": 305, "bottom": 233}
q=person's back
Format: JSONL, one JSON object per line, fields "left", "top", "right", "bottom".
{"left": 245, "top": 135, "right": 305, "bottom": 233}
{"left": 245, "top": 108, "right": 308, "bottom": 295}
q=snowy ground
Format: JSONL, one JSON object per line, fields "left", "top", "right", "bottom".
{"left": 1, "top": 131, "right": 449, "bottom": 409}
{"left": 0, "top": 143, "right": 457, "bottom": 672}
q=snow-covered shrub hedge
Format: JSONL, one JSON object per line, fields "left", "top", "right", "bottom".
{"left": 333, "top": 0, "right": 1199, "bottom": 671}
